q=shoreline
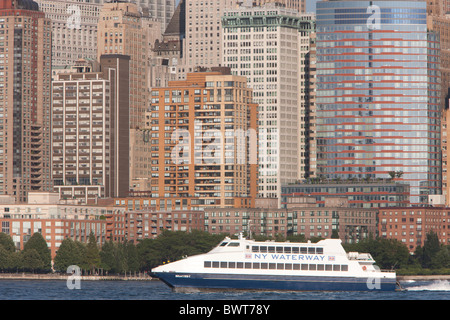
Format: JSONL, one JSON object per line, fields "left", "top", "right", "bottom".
{"left": 397, "top": 275, "right": 450, "bottom": 281}
{"left": 0, "top": 273, "right": 154, "bottom": 281}
{"left": 0, "top": 273, "right": 448, "bottom": 281}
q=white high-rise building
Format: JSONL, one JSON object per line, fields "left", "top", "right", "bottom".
{"left": 129, "top": 0, "right": 176, "bottom": 28}
{"left": 222, "top": 3, "right": 315, "bottom": 203}
{"left": 180, "top": 0, "right": 235, "bottom": 77}
{"left": 35, "top": 0, "right": 104, "bottom": 69}
{"left": 36, "top": 0, "right": 176, "bottom": 69}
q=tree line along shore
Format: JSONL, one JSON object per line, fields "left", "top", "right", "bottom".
{"left": 0, "top": 229, "right": 449, "bottom": 277}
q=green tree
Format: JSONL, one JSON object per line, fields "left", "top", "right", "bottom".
{"left": 422, "top": 231, "right": 441, "bottom": 269}
{"left": 344, "top": 237, "right": 409, "bottom": 270}
{"left": 137, "top": 230, "right": 224, "bottom": 270}
{"left": 0, "top": 232, "right": 15, "bottom": 253}
{"left": 54, "top": 238, "right": 84, "bottom": 273}
{"left": 125, "top": 241, "right": 139, "bottom": 273}
{"left": 85, "top": 233, "right": 101, "bottom": 274}
{"left": 331, "top": 229, "right": 340, "bottom": 239}
{"left": 8, "top": 252, "right": 23, "bottom": 272}
{"left": 99, "top": 240, "right": 116, "bottom": 274}
{"left": 21, "top": 249, "right": 44, "bottom": 273}
{"left": 23, "top": 233, "right": 51, "bottom": 272}
{"left": 286, "top": 234, "right": 307, "bottom": 243}
{"left": 0, "top": 246, "right": 11, "bottom": 271}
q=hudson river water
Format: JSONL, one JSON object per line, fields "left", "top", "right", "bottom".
{"left": 0, "top": 279, "right": 448, "bottom": 300}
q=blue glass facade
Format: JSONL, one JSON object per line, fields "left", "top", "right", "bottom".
{"left": 315, "top": 0, "right": 442, "bottom": 204}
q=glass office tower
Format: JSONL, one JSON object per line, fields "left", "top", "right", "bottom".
{"left": 315, "top": 0, "right": 442, "bottom": 204}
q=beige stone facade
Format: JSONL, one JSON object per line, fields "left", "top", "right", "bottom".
{"left": 221, "top": 4, "right": 315, "bottom": 202}
{"left": 97, "top": 1, "right": 149, "bottom": 130}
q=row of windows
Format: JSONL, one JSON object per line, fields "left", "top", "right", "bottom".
{"left": 251, "top": 246, "right": 324, "bottom": 254}
{"left": 204, "top": 261, "right": 348, "bottom": 272}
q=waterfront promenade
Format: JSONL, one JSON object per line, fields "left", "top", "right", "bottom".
{"left": 0, "top": 273, "right": 448, "bottom": 281}
{"left": 0, "top": 273, "right": 153, "bottom": 281}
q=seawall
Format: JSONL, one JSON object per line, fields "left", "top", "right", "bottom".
{"left": 0, "top": 273, "right": 154, "bottom": 281}
{"left": 397, "top": 275, "right": 450, "bottom": 281}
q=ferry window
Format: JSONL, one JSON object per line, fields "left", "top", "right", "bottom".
{"left": 292, "top": 247, "right": 299, "bottom": 254}
{"left": 316, "top": 247, "right": 324, "bottom": 254}
{"left": 341, "top": 265, "right": 348, "bottom": 271}
{"left": 309, "top": 264, "right": 317, "bottom": 271}
{"left": 245, "top": 262, "right": 252, "bottom": 269}
{"left": 229, "top": 262, "right": 236, "bottom": 268}
{"left": 277, "top": 263, "right": 284, "bottom": 270}
{"left": 261, "top": 263, "right": 268, "bottom": 269}
{"left": 253, "top": 262, "right": 260, "bottom": 269}
{"left": 220, "top": 262, "right": 228, "bottom": 268}
{"left": 204, "top": 261, "right": 211, "bottom": 268}
{"left": 317, "top": 264, "right": 324, "bottom": 271}
{"left": 252, "top": 246, "right": 259, "bottom": 252}
{"left": 260, "top": 246, "right": 267, "bottom": 253}
{"left": 300, "top": 247, "right": 307, "bottom": 254}
{"left": 268, "top": 246, "right": 275, "bottom": 253}
{"left": 301, "top": 264, "right": 308, "bottom": 271}
{"left": 293, "top": 264, "right": 300, "bottom": 270}
{"left": 212, "top": 261, "right": 220, "bottom": 268}
{"left": 269, "top": 263, "right": 276, "bottom": 270}
{"left": 220, "top": 242, "right": 228, "bottom": 247}
{"left": 276, "top": 247, "right": 283, "bottom": 253}
{"left": 333, "top": 265, "right": 340, "bottom": 271}
{"left": 284, "top": 247, "right": 291, "bottom": 253}
{"left": 285, "top": 263, "right": 292, "bottom": 270}
{"left": 237, "top": 262, "right": 244, "bottom": 268}
{"left": 308, "top": 247, "right": 316, "bottom": 254}
{"left": 228, "top": 242, "right": 240, "bottom": 247}
{"left": 325, "top": 264, "right": 333, "bottom": 271}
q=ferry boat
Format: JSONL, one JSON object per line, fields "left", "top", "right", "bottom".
{"left": 151, "top": 234, "right": 398, "bottom": 292}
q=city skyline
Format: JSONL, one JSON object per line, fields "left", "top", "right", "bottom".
{"left": 0, "top": 0, "right": 449, "bottom": 253}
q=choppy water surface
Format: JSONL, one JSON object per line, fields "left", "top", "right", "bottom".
{"left": 0, "top": 279, "right": 448, "bottom": 300}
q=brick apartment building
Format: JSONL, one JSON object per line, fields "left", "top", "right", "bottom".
{"left": 204, "top": 197, "right": 378, "bottom": 244}
{"left": 378, "top": 206, "right": 450, "bottom": 251}
{"left": 0, "top": 193, "right": 124, "bottom": 258}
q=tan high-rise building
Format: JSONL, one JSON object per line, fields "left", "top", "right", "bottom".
{"left": 148, "top": 68, "right": 258, "bottom": 208}
{"left": 0, "top": 0, "right": 53, "bottom": 202}
{"left": 97, "top": 0, "right": 149, "bottom": 130}
{"left": 35, "top": 0, "right": 104, "bottom": 69}
{"left": 182, "top": 0, "right": 235, "bottom": 76}
{"left": 129, "top": 0, "right": 177, "bottom": 28}
{"left": 253, "top": 0, "right": 305, "bottom": 13}
{"left": 52, "top": 56, "right": 130, "bottom": 203}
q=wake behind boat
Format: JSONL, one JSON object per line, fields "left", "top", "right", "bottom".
{"left": 152, "top": 234, "right": 398, "bottom": 292}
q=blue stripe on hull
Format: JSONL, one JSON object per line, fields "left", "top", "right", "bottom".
{"left": 154, "top": 272, "right": 397, "bottom": 292}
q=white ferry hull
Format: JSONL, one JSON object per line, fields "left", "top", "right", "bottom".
{"left": 154, "top": 272, "right": 397, "bottom": 292}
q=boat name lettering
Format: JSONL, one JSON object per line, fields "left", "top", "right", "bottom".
{"left": 253, "top": 253, "right": 326, "bottom": 261}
